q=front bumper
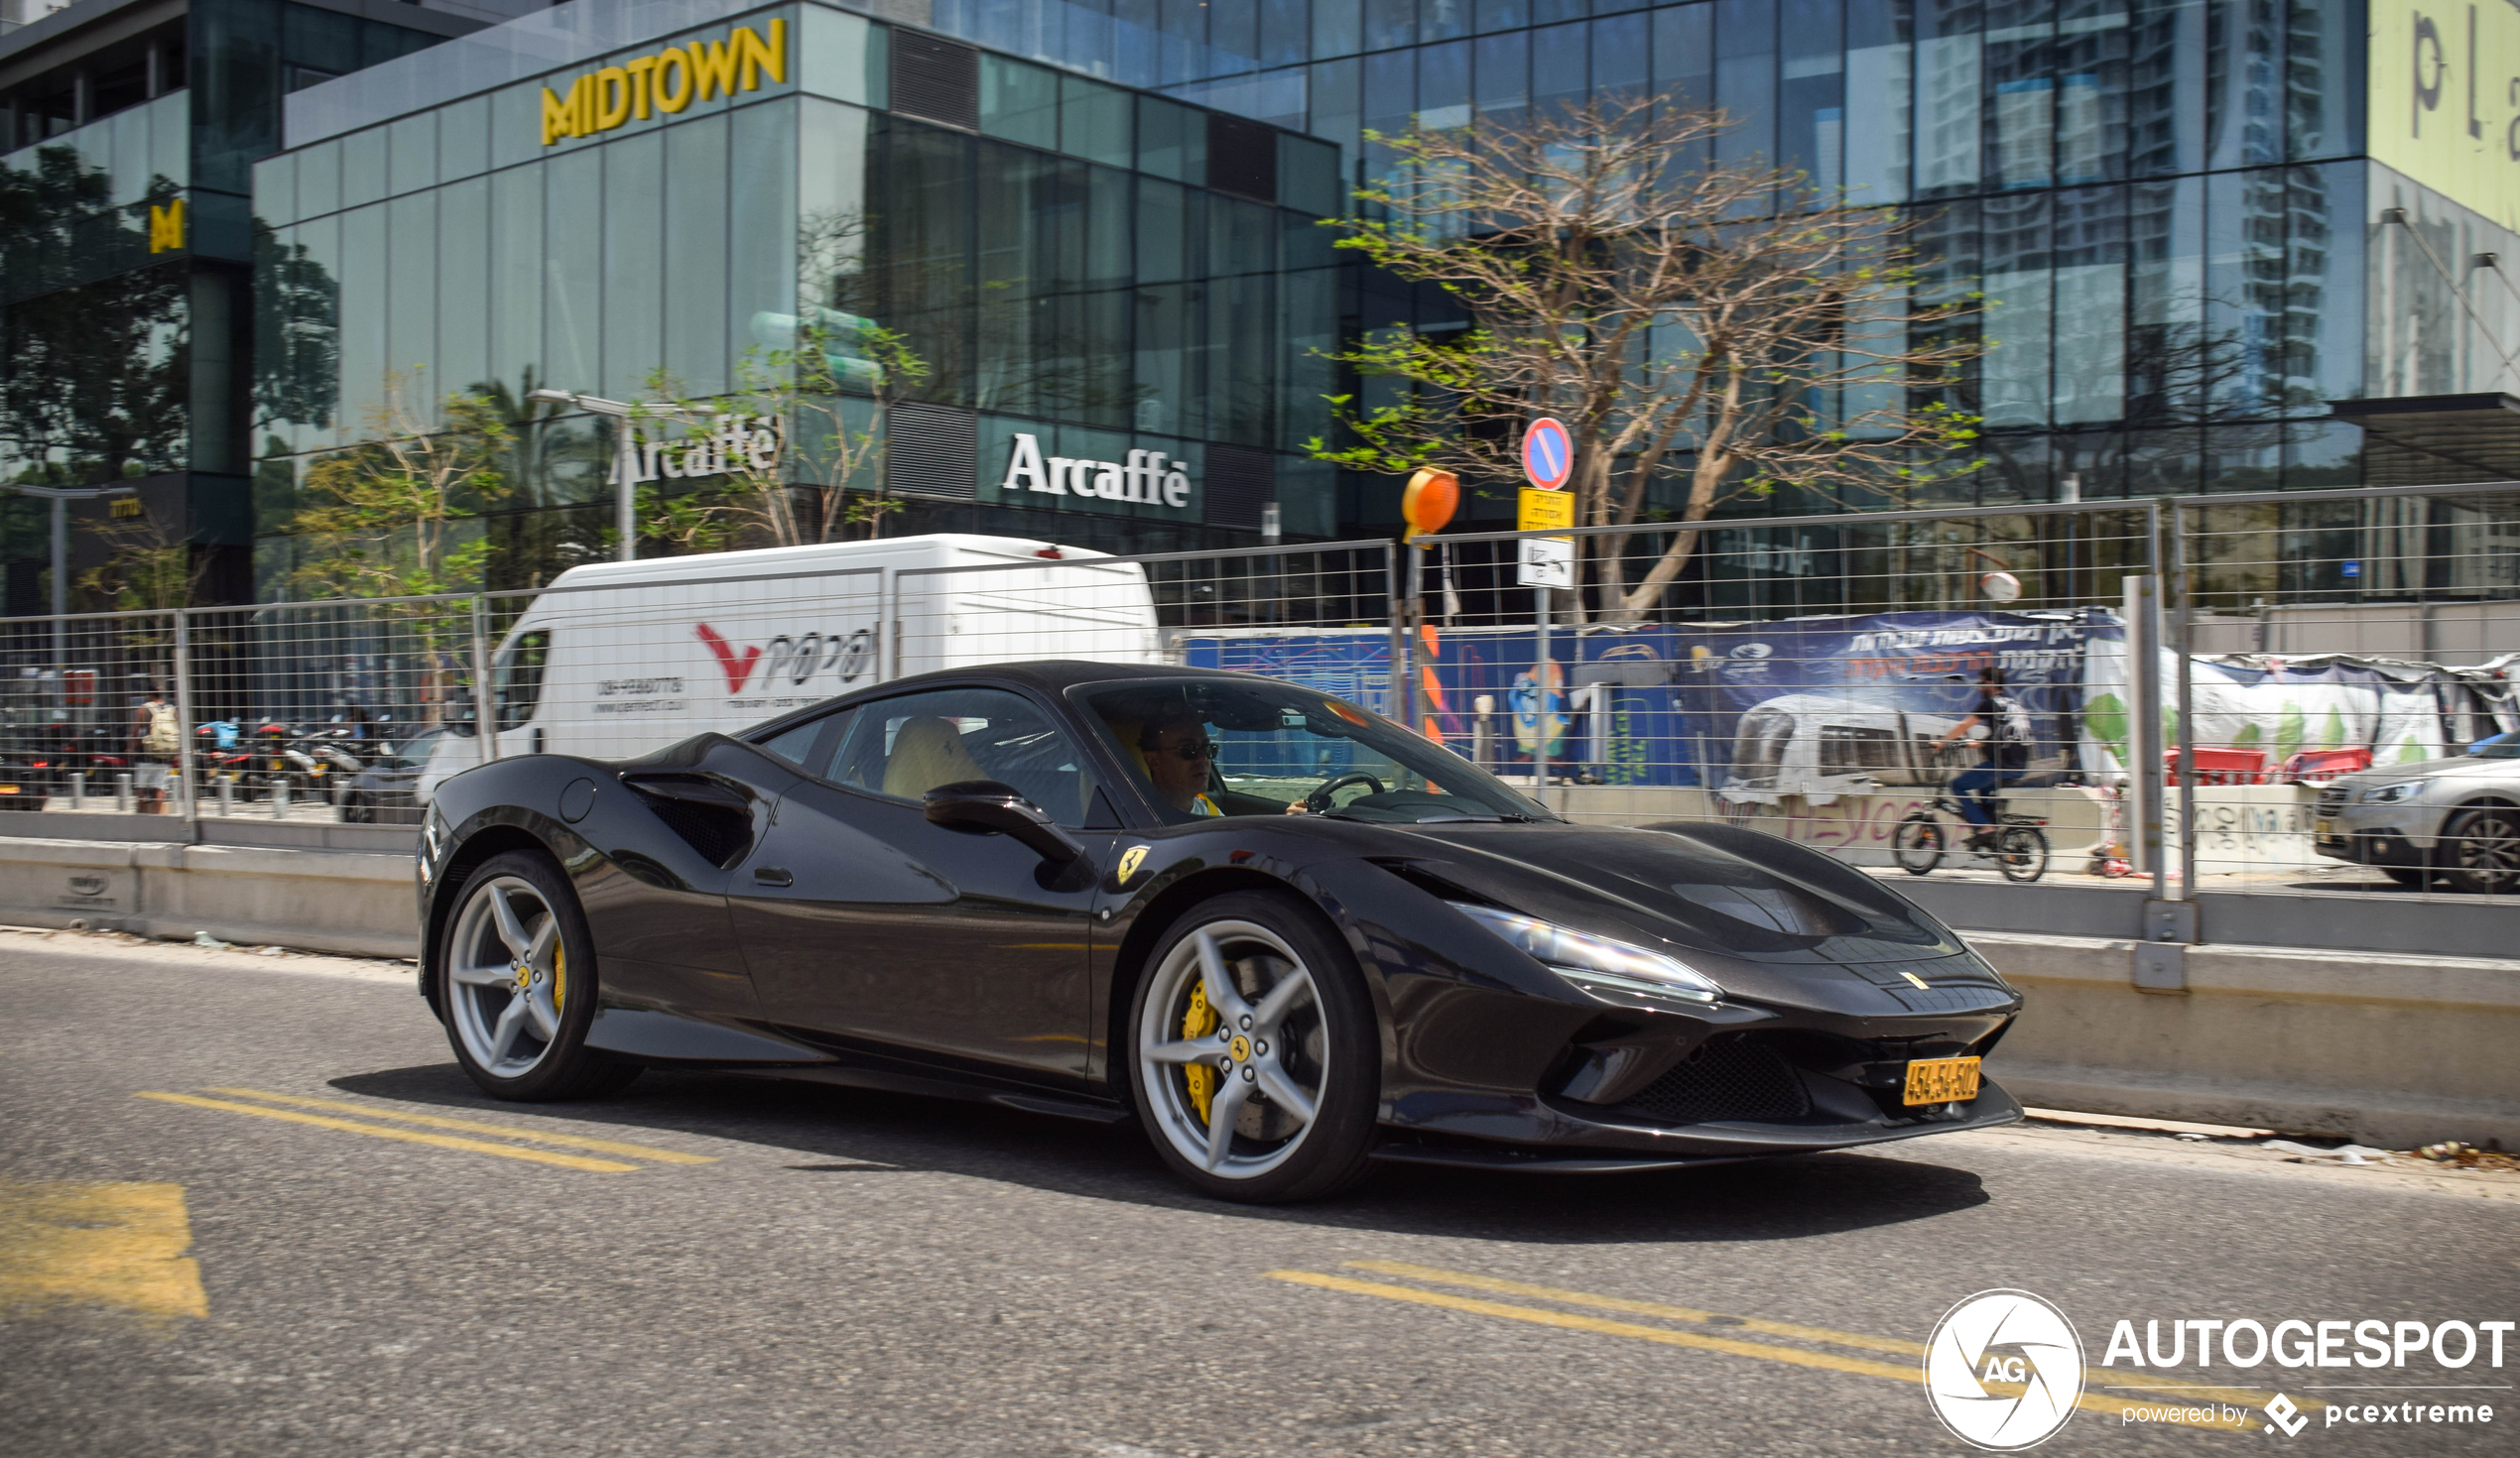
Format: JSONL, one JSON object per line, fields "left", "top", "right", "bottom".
{"left": 2310, "top": 787, "right": 2450, "bottom": 865}
{"left": 1375, "top": 982, "right": 2023, "bottom": 1162}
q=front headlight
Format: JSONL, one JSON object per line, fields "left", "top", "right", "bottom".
{"left": 1449, "top": 903, "right": 1721, "bottom": 1005}
{"left": 2361, "top": 782, "right": 2423, "bottom": 804}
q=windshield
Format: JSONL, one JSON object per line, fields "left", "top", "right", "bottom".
{"left": 2467, "top": 736, "right": 2518, "bottom": 759}
{"left": 1073, "top": 677, "right": 1552, "bottom": 825}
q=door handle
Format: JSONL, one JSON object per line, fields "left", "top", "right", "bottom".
{"left": 752, "top": 866, "right": 794, "bottom": 887}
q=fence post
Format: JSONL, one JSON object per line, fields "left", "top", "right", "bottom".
{"left": 880, "top": 566, "right": 898, "bottom": 683}
{"left": 173, "top": 608, "right": 197, "bottom": 829}
{"left": 1384, "top": 546, "right": 1407, "bottom": 725}
{"left": 470, "top": 596, "right": 497, "bottom": 764}
{"left": 2170, "top": 499, "right": 2198, "bottom": 904}
{"left": 2123, "top": 571, "right": 2163, "bottom": 881}
{"left": 1534, "top": 579, "right": 1552, "bottom": 809}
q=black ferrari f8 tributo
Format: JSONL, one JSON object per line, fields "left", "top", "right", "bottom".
{"left": 417, "top": 661, "right": 2023, "bottom": 1202}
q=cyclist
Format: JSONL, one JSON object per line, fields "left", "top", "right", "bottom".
{"left": 1935, "top": 667, "right": 2032, "bottom": 851}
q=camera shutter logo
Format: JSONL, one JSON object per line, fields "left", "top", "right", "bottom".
{"left": 1923, "top": 1289, "right": 2085, "bottom": 1450}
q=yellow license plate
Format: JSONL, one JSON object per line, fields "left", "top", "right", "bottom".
{"left": 0, "top": 785, "right": 19, "bottom": 794}
{"left": 1903, "top": 1056, "right": 1982, "bottom": 1106}
{"left": 2315, "top": 818, "right": 2334, "bottom": 835}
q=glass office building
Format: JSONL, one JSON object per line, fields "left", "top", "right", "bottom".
{"left": 248, "top": 0, "right": 1345, "bottom": 592}
{"left": 921, "top": 0, "right": 2518, "bottom": 524}
{"left": 11, "top": 0, "right": 2520, "bottom": 607}
{"left": 0, "top": 0, "right": 509, "bottom": 610}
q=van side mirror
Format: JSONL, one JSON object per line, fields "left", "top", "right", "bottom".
{"left": 925, "top": 780, "right": 1090, "bottom": 886}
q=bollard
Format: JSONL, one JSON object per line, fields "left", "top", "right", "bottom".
{"left": 270, "top": 776, "right": 289, "bottom": 819}
{"left": 218, "top": 776, "right": 235, "bottom": 817}
{"left": 115, "top": 773, "right": 134, "bottom": 812}
{"left": 67, "top": 771, "right": 83, "bottom": 810}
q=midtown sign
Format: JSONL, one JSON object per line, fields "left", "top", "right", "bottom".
{"left": 540, "top": 19, "right": 787, "bottom": 147}
{"left": 998, "top": 432, "right": 1195, "bottom": 509}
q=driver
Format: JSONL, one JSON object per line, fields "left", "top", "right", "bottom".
{"left": 1131, "top": 709, "right": 1224, "bottom": 817}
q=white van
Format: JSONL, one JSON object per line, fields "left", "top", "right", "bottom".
{"left": 418, "top": 534, "right": 1161, "bottom": 802}
{"left": 1723, "top": 693, "right": 1966, "bottom": 799}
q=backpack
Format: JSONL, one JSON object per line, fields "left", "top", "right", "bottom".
{"left": 142, "top": 701, "right": 180, "bottom": 754}
{"left": 1986, "top": 693, "right": 2033, "bottom": 766}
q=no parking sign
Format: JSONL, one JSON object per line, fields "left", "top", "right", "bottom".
{"left": 1520, "top": 418, "right": 1573, "bottom": 490}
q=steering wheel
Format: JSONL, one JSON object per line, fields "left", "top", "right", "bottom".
{"left": 1305, "top": 771, "right": 1385, "bottom": 811}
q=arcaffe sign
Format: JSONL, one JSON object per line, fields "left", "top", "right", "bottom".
{"left": 998, "top": 432, "right": 1195, "bottom": 510}
{"left": 606, "top": 414, "right": 783, "bottom": 487}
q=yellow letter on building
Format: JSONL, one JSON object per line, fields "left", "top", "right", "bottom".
{"left": 689, "top": 36, "right": 738, "bottom": 100}
{"left": 540, "top": 84, "right": 577, "bottom": 145}
{"left": 735, "top": 19, "right": 787, "bottom": 90}
{"left": 147, "top": 197, "right": 185, "bottom": 253}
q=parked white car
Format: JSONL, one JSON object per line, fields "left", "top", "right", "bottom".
{"left": 417, "top": 534, "right": 1160, "bottom": 803}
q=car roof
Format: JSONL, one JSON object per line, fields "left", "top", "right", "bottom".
{"left": 882, "top": 661, "right": 1263, "bottom": 695}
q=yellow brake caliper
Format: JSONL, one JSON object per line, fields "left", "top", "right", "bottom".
{"left": 553, "top": 945, "right": 567, "bottom": 1013}
{"left": 1181, "top": 981, "right": 1219, "bottom": 1125}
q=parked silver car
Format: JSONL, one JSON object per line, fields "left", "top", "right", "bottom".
{"left": 2312, "top": 737, "right": 2520, "bottom": 893}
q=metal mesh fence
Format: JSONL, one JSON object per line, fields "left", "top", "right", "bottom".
{"left": 4, "top": 483, "right": 2511, "bottom": 901}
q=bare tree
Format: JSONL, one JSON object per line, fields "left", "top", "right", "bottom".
{"left": 1311, "top": 96, "right": 1985, "bottom": 622}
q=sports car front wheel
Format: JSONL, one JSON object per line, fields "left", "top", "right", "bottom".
{"left": 1130, "top": 892, "right": 1379, "bottom": 1204}
{"left": 439, "top": 851, "right": 639, "bottom": 1101}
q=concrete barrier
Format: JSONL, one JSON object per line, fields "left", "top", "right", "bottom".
{"left": 1, "top": 827, "right": 2510, "bottom": 1149}
{"left": 0, "top": 835, "right": 416, "bottom": 960}
{"left": 1973, "top": 931, "right": 2520, "bottom": 1151}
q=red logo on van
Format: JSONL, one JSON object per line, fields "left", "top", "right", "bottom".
{"left": 695, "top": 624, "right": 762, "bottom": 693}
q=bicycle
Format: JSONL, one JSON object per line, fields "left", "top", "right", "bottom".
{"left": 1891, "top": 793, "right": 2050, "bottom": 884}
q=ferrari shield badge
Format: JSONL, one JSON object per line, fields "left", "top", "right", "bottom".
{"left": 1116, "top": 845, "right": 1150, "bottom": 886}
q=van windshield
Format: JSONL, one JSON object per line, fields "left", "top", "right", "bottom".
{"left": 1073, "top": 677, "right": 1552, "bottom": 825}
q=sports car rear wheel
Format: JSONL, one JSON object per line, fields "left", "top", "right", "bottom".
{"left": 439, "top": 851, "right": 638, "bottom": 1100}
{"left": 1130, "top": 892, "right": 1378, "bottom": 1203}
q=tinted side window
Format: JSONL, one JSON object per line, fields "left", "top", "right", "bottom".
{"left": 756, "top": 708, "right": 846, "bottom": 768}
{"left": 826, "top": 687, "right": 1097, "bottom": 826}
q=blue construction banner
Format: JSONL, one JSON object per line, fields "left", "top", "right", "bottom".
{"left": 1182, "top": 609, "right": 2104, "bottom": 794}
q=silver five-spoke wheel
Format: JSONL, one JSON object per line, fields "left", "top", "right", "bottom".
{"left": 1137, "top": 919, "right": 1328, "bottom": 1180}
{"left": 446, "top": 874, "right": 568, "bottom": 1079}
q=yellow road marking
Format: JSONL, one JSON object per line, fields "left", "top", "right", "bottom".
{"left": 1340, "top": 1260, "right": 2314, "bottom": 1413}
{"left": 202, "top": 1088, "right": 716, "bottom": 1164}
{"left": 136, "top": 1093, "right": 638, "bottom": 1173}
{"left": 0, "top": 1179, "right": 208, "bottom": 1322}
{"left": 1268, "top": 1271, "right": 2237, "bottom": 1431}
{"left": 1346, "top": 1259, "right": 1925, "bottom": 1357}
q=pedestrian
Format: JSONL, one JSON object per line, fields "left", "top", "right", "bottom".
{"left": 1936, "top": 667, "right": 2032, "bottom": 850}
{"left": 132, "top": 683, "right": 180, "bottom": 814}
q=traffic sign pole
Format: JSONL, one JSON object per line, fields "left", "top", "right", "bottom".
{"left": 1516, "top": 419, "right": 1575, "bottom": 810}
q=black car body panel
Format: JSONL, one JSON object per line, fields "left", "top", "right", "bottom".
{"left": 420, "top": 661, "right": 2023, "bottom": 1166}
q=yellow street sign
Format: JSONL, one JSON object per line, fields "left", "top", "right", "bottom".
{"left": 1518, "top": 488, "right": 1573, "bottom": 533}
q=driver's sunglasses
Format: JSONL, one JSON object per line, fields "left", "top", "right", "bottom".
{"left": 1157, "top": 738, "right": 1221, "bottom": 762}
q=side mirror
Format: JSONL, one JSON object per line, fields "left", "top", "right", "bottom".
{"left": 924, "top": 780, "right": 1090, "bottom": 880}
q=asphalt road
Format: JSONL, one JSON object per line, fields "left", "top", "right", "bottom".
{"left": 4, "top": 932, "right": 2513, "bottom": 1458}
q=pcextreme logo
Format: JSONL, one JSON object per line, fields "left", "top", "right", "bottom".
{"left": 1923, "top": 1289, "right": 2086, "bottom": 1450}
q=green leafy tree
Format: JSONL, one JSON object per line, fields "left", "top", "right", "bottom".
{"left": 290, "top": 369, "right": 514, "bottom": 600}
